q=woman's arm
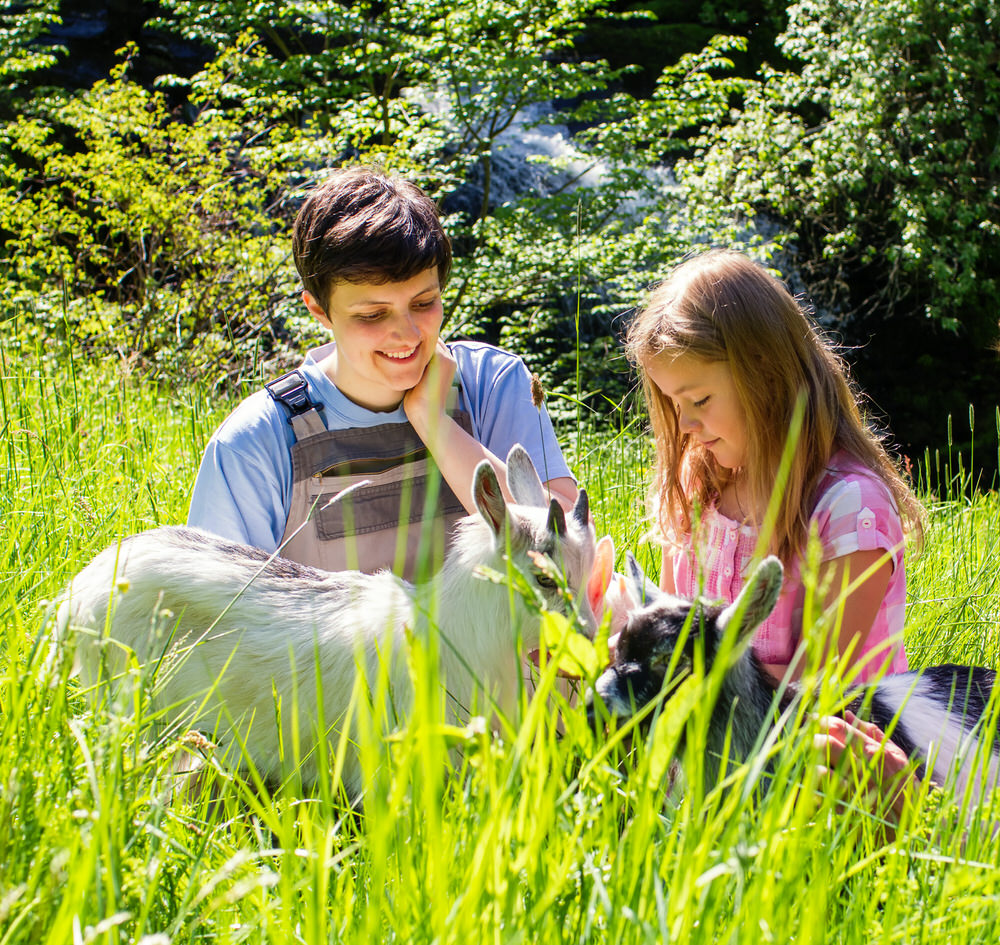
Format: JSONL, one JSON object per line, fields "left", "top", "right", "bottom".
{"left": 404, "top": 342, "right": 579, "bottom": 514}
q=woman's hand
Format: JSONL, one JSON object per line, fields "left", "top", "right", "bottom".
{"left": 403, "top": 340, "right": 456, "bottom": 442}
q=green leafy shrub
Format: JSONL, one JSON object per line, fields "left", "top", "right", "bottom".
{"left": 0, "top": 40, "right": 316, "bottom": 377}
{"left": 0, "top": 0, "right": 63, "bottom": 116}
{"left": 681, "top": 0, "right": 1000, "bottom": 346}
{"left": 1, "top": 0, "right": 751, "bottom": 400}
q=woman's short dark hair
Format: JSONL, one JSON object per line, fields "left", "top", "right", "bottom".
{"left": 292, "top": 166, "right": 452, "bottom": 309}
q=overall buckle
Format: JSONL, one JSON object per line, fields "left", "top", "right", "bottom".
{"left": 265, "top": 370, "right": 323, "bottom": 420}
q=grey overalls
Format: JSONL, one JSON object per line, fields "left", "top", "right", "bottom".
{"left": 265, "top": 368, "right": 475, "bottom": 580}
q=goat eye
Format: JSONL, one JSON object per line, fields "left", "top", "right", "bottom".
{"left": 650, "top": 650, "right": 672, "bottom": 668}
{"left": 535, "top": 573, "right": 558, "bottom": 590}
{"left": 648, "top": 636, "right": 680, "bottom": 668}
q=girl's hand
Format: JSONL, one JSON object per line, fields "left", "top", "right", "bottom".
{"left": 813, "top": 710, "right": 914, "bottom": 823}
{"left": 404, "top": 340, "right": 457, "bottom": 440}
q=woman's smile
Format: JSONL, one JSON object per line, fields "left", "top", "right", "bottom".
{"left": 380, "top": 345, "right": 420, "bottom": 362}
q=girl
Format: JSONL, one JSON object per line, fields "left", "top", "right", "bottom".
{"left": 625, "top": 249, "right": 924, "bottom": 684}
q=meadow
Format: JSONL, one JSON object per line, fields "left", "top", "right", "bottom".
{"left": 3, "top": 336, "right": 1000, "bottom": 944}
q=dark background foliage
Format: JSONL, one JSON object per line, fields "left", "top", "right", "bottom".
{"left": 2, "top": 0, "right": 997, "bottom": 484}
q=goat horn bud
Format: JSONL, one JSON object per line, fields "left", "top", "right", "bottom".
{"left": 546, "top": 498, "right": 566, "bottom": 537}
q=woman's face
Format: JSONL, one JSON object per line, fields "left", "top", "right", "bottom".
{"left": 303, "top": 268, "right": 444, "bottom": 411}
{"left": 644, "top": 351, "right": 749, "bottom": 471}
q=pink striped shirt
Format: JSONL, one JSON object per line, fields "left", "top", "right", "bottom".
{"left": 671, "top": 451, "right": 908, "bottom": 682}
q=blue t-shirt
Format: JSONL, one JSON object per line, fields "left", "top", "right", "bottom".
{"left": 187, "top": 340, "right": 573, "bottom": 551}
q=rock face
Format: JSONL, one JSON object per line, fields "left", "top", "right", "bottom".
{"left": 32, "top": 0, "right": 208, "bottom": 91}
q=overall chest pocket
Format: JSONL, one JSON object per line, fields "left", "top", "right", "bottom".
{"left": 309, "top": 458, "right": 466, "bottom": 541}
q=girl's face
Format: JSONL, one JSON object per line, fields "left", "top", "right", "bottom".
{"left": 645, "top": 352, "right": 749, "bottom": 471}
{"left": 304, "top": 268, "right": 444, "bottom": 411}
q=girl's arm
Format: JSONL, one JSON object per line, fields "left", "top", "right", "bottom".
{"left": 814, "top": 709, "right": 914, "bottom": 830}
{"left": 818, "top": 548, "right": 892, "bottom": 663}
{"left": 404, "top": 342, "right": 579, "bottom": 514}
{"left": 762, "top": 548, "right": 892, "bottom": 683}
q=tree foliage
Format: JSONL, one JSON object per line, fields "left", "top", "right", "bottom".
{"left": 0, "top": 0, "right": 63, "bottom": 112}
{"left": 681, "top": 0, "right": 1000, "bottom": 345}
{"left": 0, "top": 39, "right": 311, "bottom": 375}
{"left": 0, "top": 0, "right": 748, "bottom": 402}
{"left": 1, "top": 0, "right": 996, "bottom": 460}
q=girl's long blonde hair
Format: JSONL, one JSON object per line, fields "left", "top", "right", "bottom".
{"left": 625, "top": 249, "right": 923, "bottom": 564}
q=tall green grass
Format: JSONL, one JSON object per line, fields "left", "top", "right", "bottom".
{"left": 3, "top": 337, "right": 1000, "bottom": 943}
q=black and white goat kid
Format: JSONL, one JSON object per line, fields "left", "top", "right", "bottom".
{"left": 50, "top": 446, "right": 596, "bottom": 797}
{"left": 590, "top": 554, "right": 1000, "bottom": 806}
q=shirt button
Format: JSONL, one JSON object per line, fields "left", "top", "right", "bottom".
{"left": 724, "top": 566, "right": 734, "bottom": 577}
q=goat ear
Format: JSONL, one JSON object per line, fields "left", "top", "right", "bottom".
{"left": 473, "top": 460, "right": 508, "bottom": 535}
{"left": 625, "top": 551, "right": 661, "bottom": 606}
{"left": 717, "top": 555, "right": 784, "bottom": 638}
{"left": 587, "top": 535, "right": 615, "bottom": 616}
{"left": 505, "top": 444, "right": 547, "bottom": 508}
{"left": 546, "top": 498, "right": 566, "bottom": 537}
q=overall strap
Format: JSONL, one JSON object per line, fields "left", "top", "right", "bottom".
{"left": 265, "top": 370, "right": 327, "bottom": 440}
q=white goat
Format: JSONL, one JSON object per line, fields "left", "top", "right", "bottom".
{"left": 51, "top": 446, "right": 596, "bottom": 796}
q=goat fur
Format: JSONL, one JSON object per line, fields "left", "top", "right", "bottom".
{"left": 50, "top": 446, "right": 596, "bottom": 796}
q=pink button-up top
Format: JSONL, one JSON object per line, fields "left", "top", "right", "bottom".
{"left": 670, "top": 451, "right": 908, "bottom": 682}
